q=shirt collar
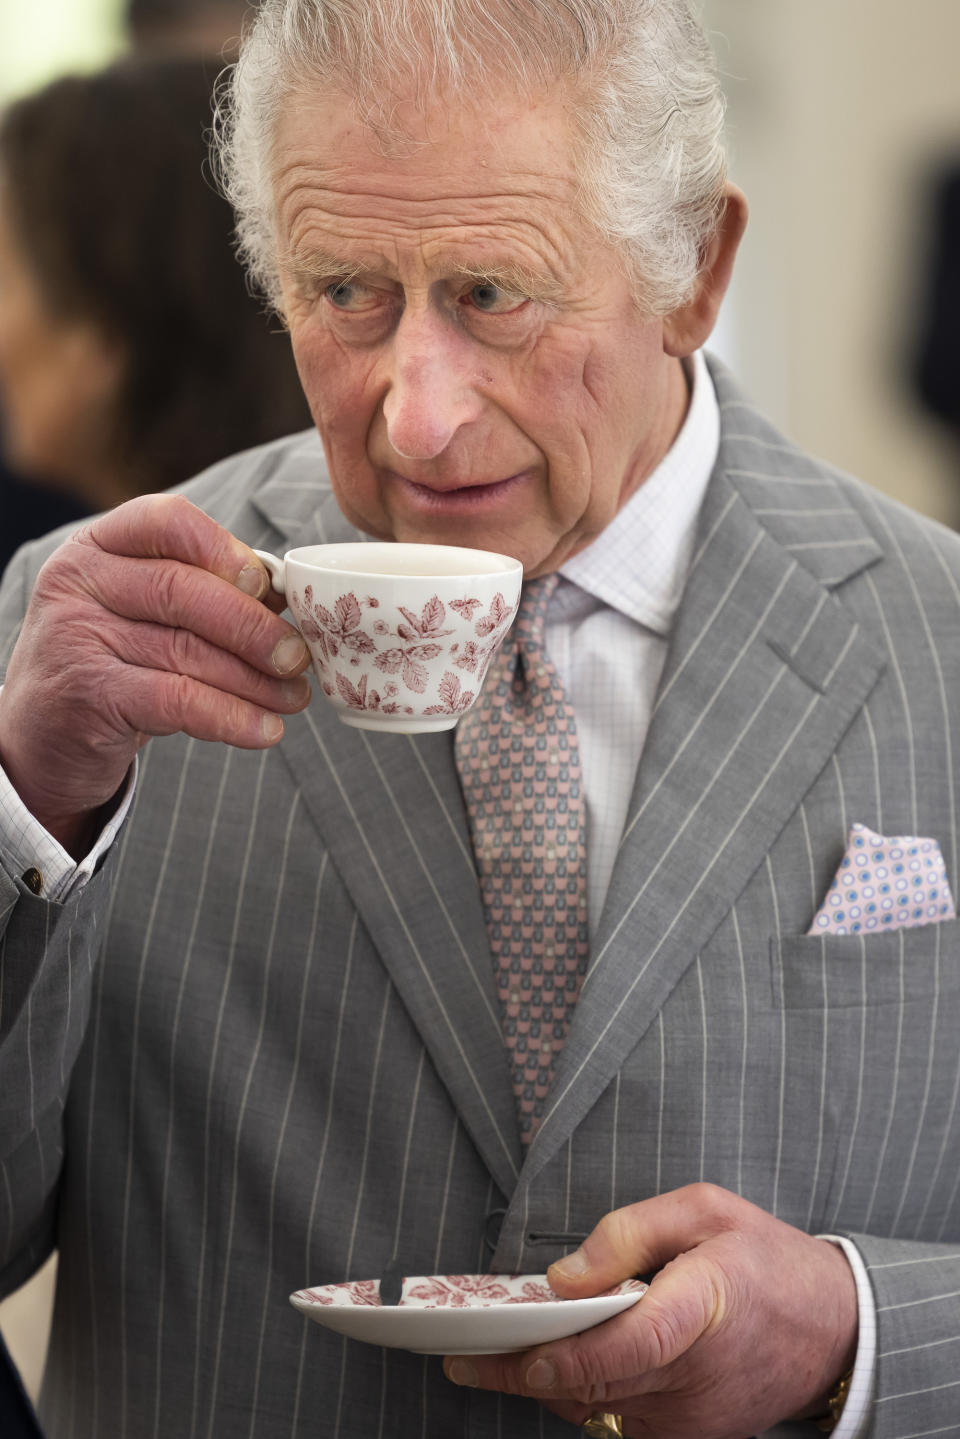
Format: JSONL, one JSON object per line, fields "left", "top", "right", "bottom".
{"left": 559, "top": 348, "right": 720, "bottom": 635}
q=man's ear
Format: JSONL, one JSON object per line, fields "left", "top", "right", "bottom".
{"left": 663, "top": 183, "right": 748, "bottom": 357}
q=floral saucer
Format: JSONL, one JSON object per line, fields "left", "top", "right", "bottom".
{"left": 289, "top": 1272, "right": 647, "bottom": 1354}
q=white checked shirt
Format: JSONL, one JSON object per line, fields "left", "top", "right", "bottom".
{"left": 0, "top": 349, "right": 873, "bottom": 1435}
{"left": 551, "top": 348, "right": 720, "bottom": 937}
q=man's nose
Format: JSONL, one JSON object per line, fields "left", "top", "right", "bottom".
{"left": 382, "top": 311, "right": 484, "bottom": 460}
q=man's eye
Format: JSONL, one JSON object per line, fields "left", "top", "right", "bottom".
{"left": 325, "top": 280, "right": 374, "bottom": 311}
{"left": 464, "top": 282, "right": 527, "bottom": 315}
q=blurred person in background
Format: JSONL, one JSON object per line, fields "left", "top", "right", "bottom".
{"left": 0, "top": 50, "right": 309, "bottom": 570}
{"left": 125, "top": 0, "right": 250, "bottom": 57}
{"left": 914, "top": 161, "right": 960, "bottom": 491}
{"left": 0, "top": 467, "right": 88, "bottom": 577}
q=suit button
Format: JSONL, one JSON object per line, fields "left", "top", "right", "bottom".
{"left": 483, "top": 1208, "right": 506, "bottom": 1255}
{"left": 22, "top": 867, "right": 43, "bottom": 895}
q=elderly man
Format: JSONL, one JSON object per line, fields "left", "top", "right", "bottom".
{"left": 0, "top": 2, "right": 958, "bottom": 1436}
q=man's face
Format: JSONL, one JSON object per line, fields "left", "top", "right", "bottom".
{"left": 274, "top": 89, "right": 687, "bottom": 575}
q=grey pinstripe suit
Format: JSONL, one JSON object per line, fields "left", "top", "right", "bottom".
{"left": 2, "top": 358, "right": 960, "bottom": 1437}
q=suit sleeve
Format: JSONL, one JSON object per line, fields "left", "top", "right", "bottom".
{"left": 839, "top": 1232, "right": 960, "bottom": 1435}
{"left": 0, "top": 863, "right": 119, "bottom": 1297}
{"left": 0, "top": 538, "right": 121, "bottom": 1297}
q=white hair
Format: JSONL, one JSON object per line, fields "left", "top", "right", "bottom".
{"left": 215, "top": 0, "right": 727, "bottom": 316}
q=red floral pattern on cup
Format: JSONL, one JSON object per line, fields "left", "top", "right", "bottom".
{"left": 424, "top": 673, "right": 476, "bottom": 716}
{"left": 290, "top": 587, "right": 516, "bottom": 719}
{"left": 292, "top": 1274, "right": 647, "bottom": 1310}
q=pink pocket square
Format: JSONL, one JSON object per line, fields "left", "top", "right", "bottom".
{"left": 808, "top": 822, "right": 957, "bottom": 936}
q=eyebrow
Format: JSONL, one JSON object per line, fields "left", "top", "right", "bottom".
{"left": 282, "top": 248, "right": 564, "bottom": 304}
{"left": 451, "top": 259, "right": 564, "bottom": 305}
{"left": 281, "top": 249, "right": 375, "bottom": 284}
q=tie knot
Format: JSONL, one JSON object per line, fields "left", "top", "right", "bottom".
{"left": 513, "top": 573, "right": 559, "bottom": 654}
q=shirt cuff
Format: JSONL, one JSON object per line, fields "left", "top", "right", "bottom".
{"left": 0, "top": 756, "right": 138, "bottom": 902}
{"left": 818, "top": 1234, "right": 875, "bottom": 1437}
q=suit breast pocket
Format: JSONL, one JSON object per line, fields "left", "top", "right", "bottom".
{"left": 771, "top": 918, "right": 960, "bottom": 1010}
{"left": 769, "top": 918, "right": 960, "bottom": 1239}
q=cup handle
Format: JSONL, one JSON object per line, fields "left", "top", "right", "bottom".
{"left": 252, "top": 548, "right": 286, "bottom": 596}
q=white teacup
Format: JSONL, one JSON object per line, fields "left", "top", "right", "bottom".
{"left": 253, "top": 542, "right": 523, "bottom": 733}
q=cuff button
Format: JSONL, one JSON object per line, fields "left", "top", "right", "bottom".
{"left": 22, "top": 867, "right": 43, "bottom": 895}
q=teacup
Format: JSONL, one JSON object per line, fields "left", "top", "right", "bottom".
{"left": 253, "top": 542, "right": 523, "bottom": 733}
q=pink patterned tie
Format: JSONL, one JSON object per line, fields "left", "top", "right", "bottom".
{"left": 455, "top": 575, "right": 590, "bottom": 1142}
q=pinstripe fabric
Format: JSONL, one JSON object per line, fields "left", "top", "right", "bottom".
{"left": 1, "top": 360, "right": 960, "bottom": 1436}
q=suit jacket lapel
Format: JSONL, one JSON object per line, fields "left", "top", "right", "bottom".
{"left": 250, "top": 459, "right": 523, "bottom": 1199}
{"left": 523, "top": 364, "right": 888, "bottom": 1183}
{"left": 248, "top": 434, "right": 349, "bottom": 549}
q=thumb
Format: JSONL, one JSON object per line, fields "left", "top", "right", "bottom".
{"left": 547, "top": 1184, "right": 736, "bottom": 1298}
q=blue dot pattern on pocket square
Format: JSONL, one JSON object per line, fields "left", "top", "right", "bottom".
{"left": 808, "top": 822, "right": 957, "bottom": 936}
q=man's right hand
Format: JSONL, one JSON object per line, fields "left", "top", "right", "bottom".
{"left": 0, "top": 494, "right": 312, "bottom": 858}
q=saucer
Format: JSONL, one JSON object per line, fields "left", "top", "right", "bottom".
{"left": 290, "top": 1272, "right": 647, "bottom": 1354}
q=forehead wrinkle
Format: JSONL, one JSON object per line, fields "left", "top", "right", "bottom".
{"left": 282, "top": 203, "right": 572, "bottom": 290}
{"left": 279, "top": 142, "right": 572, "bottom": 188}
{"left": 274, "top": 153, "right": 574, "bottom": 220}
{"left": 279, "top": 205, "right": 401, "bottom": 272}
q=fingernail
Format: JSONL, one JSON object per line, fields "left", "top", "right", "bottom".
{"left": 273, "top": 635, "right": 308, "bottom": 674}
{"left": 237, "top": 564, "right": 267, "bottom": 598}
{"left": 552, "top": 1247, "right": 589, "bottom": 1279}
{"left": 446, "top": 1359, "right": 478, "bottom": 1387}
{"left": 262, "top": 714, "right": 284, "bottom": 742}
{"left": 282, "top": 676, "right": 311, "bottom": 706}
{"left": 525, "top": 1359, "right": 556, "bottom": 1391}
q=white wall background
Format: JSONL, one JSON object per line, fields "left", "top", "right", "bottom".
{"left": 0, "top": 0, "right": 123, "bottom": 102}
{"left": 703, "top": 0, "right": 960, "bottom": 524}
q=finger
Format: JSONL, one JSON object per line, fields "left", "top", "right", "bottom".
{"left": 101, "top": 614, "right": 312, "bottom": 715}
{"left": 115, "top": 665, "right": 295, "bottom": 749}
{"left": 53, "top": 546, "right": 310, "bottom": 679}
{"left": 547, "top": 1182, "right": 746, "bottom": 1297}
{"left": 446, "top": 1258, "right": 718, "bottom": 1401}
{"left": 72, "top": 493, "right": 273, "bottom": 599}
{"left": 442, "top": 1307, "right": 641, "bottom": 1402}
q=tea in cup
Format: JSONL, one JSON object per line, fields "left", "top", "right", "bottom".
{"left": 253, "top": 542, "right": 523, "bottom": 733}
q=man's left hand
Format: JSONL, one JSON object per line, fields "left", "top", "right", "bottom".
{"left": 443, "top": 1182, "right": 858, "bottom": 1437}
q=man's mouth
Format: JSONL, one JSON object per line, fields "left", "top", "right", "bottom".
{"left": 386, "top": 469, "right": 532, "bottom": 508}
